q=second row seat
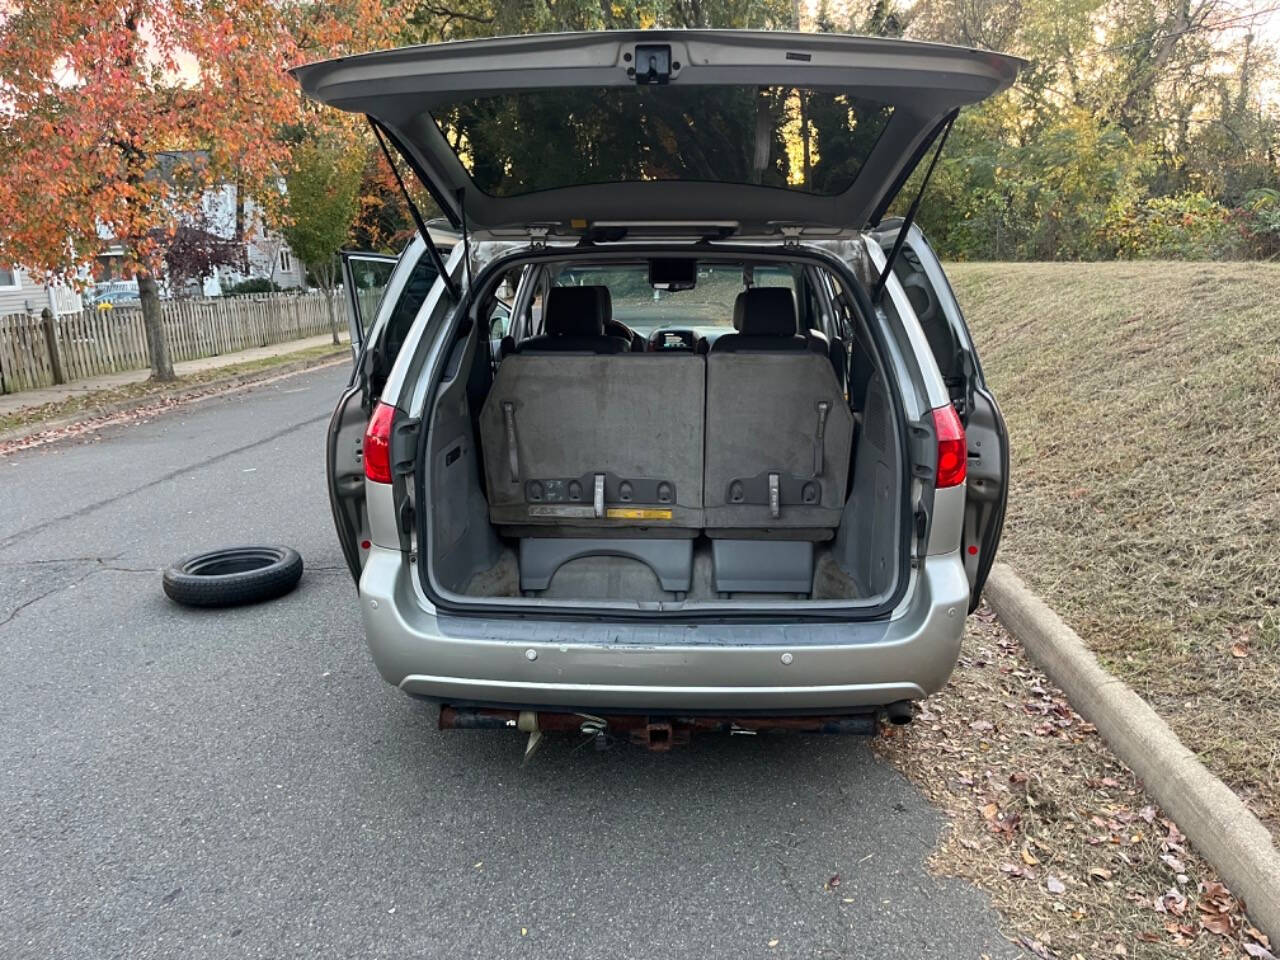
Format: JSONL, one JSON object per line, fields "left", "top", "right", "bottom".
{"left": 479, "top": 288, "right": 852, "bottom": 537}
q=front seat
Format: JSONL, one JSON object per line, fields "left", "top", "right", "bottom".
{"left": 517, "top": 286, "right": 630, "bottom": 354}
{"left": 713, "top": 288, "right": 813, "bottom": 353}
{"left": 592, "top": 285, "right": 646, "bottom": 352}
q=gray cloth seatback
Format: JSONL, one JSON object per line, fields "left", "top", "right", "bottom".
{"left": 703, "top": 352, "right": 854, "bottom": 534}
{"left": 703, "top": 287, "right": 854, "bottom": 535}
{"left": 479, "top": 354, "right": 705, "bottom": 532}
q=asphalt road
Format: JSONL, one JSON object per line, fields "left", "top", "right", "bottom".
{"left": 0, "top": 365, "right": 1018, "bottom": 960}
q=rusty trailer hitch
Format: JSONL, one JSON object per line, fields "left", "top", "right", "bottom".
{"left": 438, "top": 706, "right": 880, "bottom": 752}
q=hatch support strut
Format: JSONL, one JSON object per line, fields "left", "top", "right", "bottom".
{"left": 368, "top": 117, "right": 459, "bottom": 302}
{"left": 872, "top": 109, "right": 958, "bottom": 305}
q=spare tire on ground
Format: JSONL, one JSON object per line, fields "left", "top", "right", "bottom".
{"left": 163, "top": 546, "right": 303, "bottom": 608}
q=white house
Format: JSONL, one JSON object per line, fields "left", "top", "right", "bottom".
{"left": 0, "top": 265, "right": 83, "bottom": 318}
{"left": 196, "top": 184, "right": 307, "bottom": 297}
{"left": 8, "top": 165, "right": 309, "bottom": 314}
{"left": 92, "top": 174, "right": 307, "bottom": 298}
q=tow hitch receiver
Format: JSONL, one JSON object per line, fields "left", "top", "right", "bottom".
{"left": 438, "top": 706, "right": 877, "bottom": 752}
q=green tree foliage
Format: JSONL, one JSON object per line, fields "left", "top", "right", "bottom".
{"left": 403, "top": 0, "right": 792, "bottom": 43}
{"left": 351, "top": 0, "right": 1276, "bottom": 261}
{"left": 282, "top": 136, "right": 365, "bottom": 344}
{"left": 904, "top": 0, "right": 1280, "bottom": 259}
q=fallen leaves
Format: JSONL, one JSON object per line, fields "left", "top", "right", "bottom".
{"left": 1018, "top": 934, "right": 1054, "bottom": 958}
{"left": 1000, "top": 861, "right": 1036, "bottom": 880}
{"left": 1159, "top": 853, "right": 1185, "bottom": 873}
{"left": 1196, "top": 879, "right": 1238, "bottom": 937}
{"left": 1199, "top": 913, "right": 1232, "bottom": 936}
{"left": 1243, "top": 926, "right": 1277, "bottom": 959}
{"left": 1245, "top": 927, "right": 1272, "bottom": 950}
{"left": 1156, "top": 886, "right": 1188, "bottom": 916}
{"left": 873, "top": 612, "right": 1263, "bottom": 960}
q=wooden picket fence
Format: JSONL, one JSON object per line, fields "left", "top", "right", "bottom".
{"left": 0, "top": 291, "right": 346, "bottom": 395}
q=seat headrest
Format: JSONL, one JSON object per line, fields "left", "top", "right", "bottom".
{"left": 545, "top": 286, "right": 607, "bottom": 338}
{"left": 588, "top": 285, "right": 613, "bottom": 323}
{"left": 736, "top": 287, "right": 798, "bottom": 337}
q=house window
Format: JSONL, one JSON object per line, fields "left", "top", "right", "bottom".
{"left": 0, "top": 266, "right": 18, "bottom": 289}
{"left": 279, "top": 249, "right": 292, "bottom": 273}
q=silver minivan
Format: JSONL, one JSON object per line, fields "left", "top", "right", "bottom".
{"left": 297, "top": 30, "right": 1018, "bottom": 746}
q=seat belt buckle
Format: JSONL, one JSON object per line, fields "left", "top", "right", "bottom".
{"left": 768, "top": 472, "right": 781, "bottom": 519}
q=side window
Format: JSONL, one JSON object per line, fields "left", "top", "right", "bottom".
{"left": 487, "top": 301, "right": 511, "bottom": 339}
{"left": 825, "top": 273, "right": 855, "bottom": 341}
{"left": 485, "top": 270, "right": 519, "bottom": 340}
{"left": 345, "top": 256, "right": 397, "bottom": 339}
{"left": 528, "top": 269, "right": 551, "bottom": 338}
{"left": 381, "top": 255, "right": 440, "bottom": 369}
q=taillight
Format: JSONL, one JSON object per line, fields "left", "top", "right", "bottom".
{"left": 364, "top": 403, "right": 395, "bottom": 484}
{"left": 932, "top": 404, "right": 967, "bottom": 489}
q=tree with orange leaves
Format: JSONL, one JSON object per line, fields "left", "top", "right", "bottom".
{"left": 0, "top": 0, "right": 400, "bottom": 380}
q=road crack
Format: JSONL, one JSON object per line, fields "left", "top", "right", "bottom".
{"left": 0, "top": 410, "right": 330, "bottom": 554}
{"left": 0, "top": 564, "right": 103, "bottom": 630}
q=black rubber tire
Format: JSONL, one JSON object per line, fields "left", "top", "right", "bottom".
{"left": 162, "top": 546, "right": 303, "bottom": 608}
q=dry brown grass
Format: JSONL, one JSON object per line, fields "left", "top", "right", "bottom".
{"left": 948, "top": 261, "right": 1280, "bottom": 838}
{"left": 877, "top": 612, "right": 1274, "bottom": 960}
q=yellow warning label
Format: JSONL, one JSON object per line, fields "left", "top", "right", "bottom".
{"left": 605, "top": 507, "right": 673, "bottom": 521}
{"left": 570, "top": 218, "right": 589, "bottom": 229}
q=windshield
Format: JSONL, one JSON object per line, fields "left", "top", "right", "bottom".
{"left": 553, "top": 263, "right": 796, "bottom": 338}
{"left": 430, "top": 86, "right": 893, "bottom": 198}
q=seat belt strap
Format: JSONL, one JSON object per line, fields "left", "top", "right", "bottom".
{"left": 814, "top": 400, "right": 830, "bottom": 477}
{"left": 502, "top": 401, "right": 520, "bottom": 483}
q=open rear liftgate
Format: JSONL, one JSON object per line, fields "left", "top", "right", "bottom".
{"left": 438, "top": 705, "right": 915, "bottom": 755}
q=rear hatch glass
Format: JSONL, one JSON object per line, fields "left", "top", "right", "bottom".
{"left": 293, "top": 31, "right": 1024, "bottom": 237}
{"left": 435, "top": 87, "right": 893, "bottom": 198}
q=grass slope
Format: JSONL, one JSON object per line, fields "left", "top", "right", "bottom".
{"left": 949, "top": 261, "right": 1280, "bottom": 836}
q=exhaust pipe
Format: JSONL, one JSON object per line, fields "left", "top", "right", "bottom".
{"left": 884, "top": 700, "right": 914, "bottom": 725}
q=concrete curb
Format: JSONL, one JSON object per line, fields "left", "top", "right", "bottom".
{"left": 984, "top": 562, "right": 1280, "bottom": 941}
{"left": 0, "top": 351, "right": 348, "bottom": 447}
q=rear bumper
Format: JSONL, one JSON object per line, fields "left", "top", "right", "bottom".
{"left": 357, "top": 546, "right": 970, "bottom": 712}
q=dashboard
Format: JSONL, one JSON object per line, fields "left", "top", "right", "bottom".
{"left": 647, "top": 328, "right": 701, "bottom": 352}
